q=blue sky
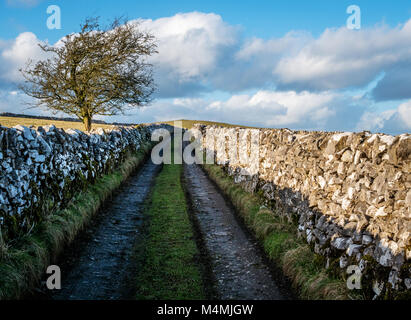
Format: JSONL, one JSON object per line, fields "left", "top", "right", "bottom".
{"left": 2, "top": 0, "right": 411, "bottom": 41}
{"left": 1, "top": 0, "right": 411, "bottom": 134}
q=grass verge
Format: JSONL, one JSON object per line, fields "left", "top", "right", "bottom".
{"left": 202, "top": 163, "right": 354, "bottom": 300}
{"left": 135, "top": 141, "right": 205, "bottom": 300}
{"left": 0, "top": 143, "right": 153, "bottom": 300}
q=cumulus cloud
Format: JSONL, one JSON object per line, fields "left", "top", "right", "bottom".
{"left": 104, "top": 90, "right": 405, "bottom": 135}
{"left": 272, "top": 20, "right": 411, "bottom": 92}
{"left": 204, "top": 90, "right": 335, "bottom": 128}
{"left": 136, "top": 13, "right": 411, "bottom": 99}
{"left": 136, "top": 12, "right": 239, "bottom": 97}
{"left": 3, "top": 12, "right": 411, "bottom": 100}
{"left": 356, "top": 100, "right": 411, "bottom": 135}
{"left": 102, "top": 89, "right": 364, "bottom": 132}
{"left": 0, "top": 32, "right": 48, "bottom": 86}
{"left": 0, "top": 11, "right": 410, "bottom": 135}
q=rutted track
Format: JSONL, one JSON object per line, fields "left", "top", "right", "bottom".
{"left": 184, "top": 163, "right": 292, "bottom": 300}
{"left": 35, "top": 158, "right": 160, "bottom": 300}
{"left": 29, "top": 143, "right": 293, "bottom": 300}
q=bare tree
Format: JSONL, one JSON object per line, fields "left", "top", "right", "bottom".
{"left": 20, "top": 17, "right": 157, "bottom": 131}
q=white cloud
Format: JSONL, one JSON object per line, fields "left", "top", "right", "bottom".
{"left": 203, "top": 90, "right": 339, "bottom": 128}
{"left": 137, "top": 13, "right": 411, "bottom": 98}
{"left": 235, "top": 32, "right": 308, "bottom": 61}
{"left": 0, "top": 32, "right": 48, "bottom": 84}
{"left": 135, "top": 12, "right": 239, "bottom": 97}
{"left": 3, "top": 13, "right": 411, "bottom": 100}
{"left": 139, "top": 12, "right": 238, "bottom": 79}
{"left": 0, "top": 12, "right": 410, "bottom": 135}
{"left": 398, "top": 101, "right": 411, "bottom": 129}
{"left": 356, "top": 100, "right": 411, "bottom": 135}
{"left": 272, "top": 20, "right": 411, "bottom": 91}
{"left": 103, "top": 89, "right": 359, "bottom": 132}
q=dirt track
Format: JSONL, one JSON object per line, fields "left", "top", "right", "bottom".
{"left": 30, "top": 154, "right": 293, "bottom": 300}
{"left": 184, "top": 162, "right": 292, "bottom": 300}
{"left": 34, "top": 159, "right": 160, "bottom": 300}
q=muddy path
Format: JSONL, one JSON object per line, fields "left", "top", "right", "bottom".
{"left": 183, "top": 162, "right": 294, "bottom": 300}
{"left": 32, "top": 158, "right": 161, "bottom": 300}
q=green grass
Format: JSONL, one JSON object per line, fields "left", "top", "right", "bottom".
{"left": 0, "top": 143, "right": 152, "bottom": 300}
{"left": 135, "top": 140, "right": 205, "bottom": 300}
{"left": 202, "top": 163, "right": 353, "bottom": 300}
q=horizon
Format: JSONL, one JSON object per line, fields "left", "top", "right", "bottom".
{"left": 0, "top": 0, "right": 411, "bottom": 135}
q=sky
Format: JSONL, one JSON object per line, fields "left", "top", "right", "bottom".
{"left": 0, "top": 0, "right": 410, "bottom": 134}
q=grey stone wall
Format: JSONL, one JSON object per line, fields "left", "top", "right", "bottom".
{"left": 194, "top": 124, "right": 410, "bottom": 298}
{"left": 0, "top": 124, "right": 167, "bottom": 243}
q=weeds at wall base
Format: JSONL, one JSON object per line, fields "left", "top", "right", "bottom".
{"left": 203, "top": 163, "right": 411, "bottom": 300}
{"left": 201, "top": 163, "right": 356, "bottom": 300}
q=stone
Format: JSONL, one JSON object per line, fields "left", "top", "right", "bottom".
{"left": 379, "top": 250, "right": 394, "bottom": 267}
{"left": 332, "top": 237, "right": 350, "bottom": 250}
{"left": 362, "top": 235, "right": 373, "bottom": 245}
{"left": 405, "top": 278, "right": 411, "bottom": 290}
{"left": 0, "top": 123, "right": 168, "bottom": 244}
{"left": 373, "top": 281, "right": 384, "bottom": 298}
{"left": 14, "top": 125, "right": 35, "bottom": 141}
{"left": 341, "top": 149, "right": 354, "bottom": 162}
{"left": 388, "top": 270, "right": 400, "bottom": 290}
{"left": 0, "top": 192, "right": 7, "bottom": 205}
{"left": 347, "top": 244, "right": 362, "bottom": 257}
{"left": 406, "top": 190, "right": 411, "bottom": 207}
{"left": 339, "top": 255, "right": 348, "bottom": 268}
{"left": 194, "top": 124, "right": 409, "bottom": 296}
{"left": 375, "top": 207, "right": 387, "bottom": 217}
{"left": 317, "top": 176, "right": 326, "bottom": 189}
{"left": 33, "top": 154, "right": 46, "bottom": 163}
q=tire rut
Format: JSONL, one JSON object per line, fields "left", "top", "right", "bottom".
{"left": 35, "top": 158, "right": 160, "bottom": 300}
{"left": 184, "top": 162, "right": 292, "bottom": 300}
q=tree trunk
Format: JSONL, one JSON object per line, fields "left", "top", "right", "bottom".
{"left": 83, "top": 115, "right": 92, "bottom": 132}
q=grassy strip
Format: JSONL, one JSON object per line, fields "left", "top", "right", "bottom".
{"left": 0, "top": 143, "right": 153, "bottom": 300}
{"left": 135, "top": 141, "right": 205, "bottom": 300}
{"left": 202, "top": 164, "right": 353, "bottom": 300}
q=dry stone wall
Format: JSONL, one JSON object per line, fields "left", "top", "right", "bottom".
{"left": 194, "top": 124, "right": 410, "bottom": 298}
{"left": 0, "top": 123, "right": 169, "bottom": 243}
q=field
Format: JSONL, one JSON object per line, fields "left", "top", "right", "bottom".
{"left": 152, "top": 119, "right": 256, "bottom": 129}
{"left": 0, "top": 116, "right": 253, "bottom": 132}
{"left": 0, "top": 116, "right": 117, "bottom": 131}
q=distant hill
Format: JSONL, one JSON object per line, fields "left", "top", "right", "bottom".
{"left": 153, "top": 119, "right": 257, "bottom": 129}
{"left": 0, "top": 114, "right": 256, "bottom": 132}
